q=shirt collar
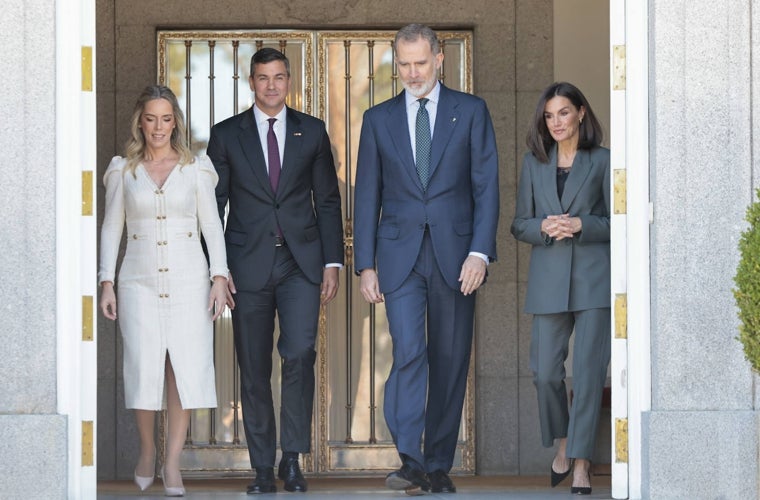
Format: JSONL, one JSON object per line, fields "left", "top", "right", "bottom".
{"left": 405, "top": 81, "right": 441, "bottom": 108}
{"left": 253, "top": 104, "right": 287, "bottom": 126}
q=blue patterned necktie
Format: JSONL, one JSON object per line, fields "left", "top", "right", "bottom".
{"left": 415, "top": 98, "right": 431, "bottom": 190}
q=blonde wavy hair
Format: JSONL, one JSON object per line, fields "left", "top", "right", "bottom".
{"left": 124, "top": 85, "right": 194, "bottom": 176}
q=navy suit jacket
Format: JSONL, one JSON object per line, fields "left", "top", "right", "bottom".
{"left": 354, "top": 84, "right": 499, "bottom": 293}
{"left": 207, "top": 106, "right": 344, "bottom": 291}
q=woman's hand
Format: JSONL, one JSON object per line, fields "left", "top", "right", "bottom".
{"left": 542, "top": 214, "right": 582, "bottom": 240}
{"left": 100, "top": 282, "right": 117, "bottom": 320}
{"left": 208, "top": 276, "right": 234, "bottom": 321}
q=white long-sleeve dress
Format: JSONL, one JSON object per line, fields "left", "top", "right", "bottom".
{"left": 99, "top": 155, "right": 227, "bottom": 410}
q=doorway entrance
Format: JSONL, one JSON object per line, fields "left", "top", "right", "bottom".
{"left": 156, "top": 29, "right": 475, "bottom": 476}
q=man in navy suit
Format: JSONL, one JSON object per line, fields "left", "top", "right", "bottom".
{"left": 354, "top": 24, "right": 499, "bottom": 494}
{"left": 207, "top": 48, "right": 343, "bottom": 494}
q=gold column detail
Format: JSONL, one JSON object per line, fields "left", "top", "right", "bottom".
{"left": 344, "top": 220, "right": 354, "bottom": 268}
{"left": 317, "top": 302, "right": 328, "bottom": 472}
{"left": 613, "top": 45, "right": 626, "bottom": 90}
{"left": 615, "top": 418, "right": 628, "bottom": 463}
{"left": 614, "top": 293, "right": 627, "bottom": 339}
{"left": 613, "top": 169, "right": 626, "bottom": 214}
{"left": 82, "top": 296, "right": 94, "bottom": 341}
{"left": 81, "top": 46, "right": 93, "bottom": 92}
{"left": 82, "top": 421, "right": 94, "bottom": 466}
{"left": 82, "top": 170, "right": 93, "bottom": 216}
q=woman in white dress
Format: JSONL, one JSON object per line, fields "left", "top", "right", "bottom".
{"left": 99, "top": 85, "right": 233, "bottom": 496}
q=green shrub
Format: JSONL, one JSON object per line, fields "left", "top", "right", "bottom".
{"left": 734, "top": 189, "right": 760, "bottom": 372}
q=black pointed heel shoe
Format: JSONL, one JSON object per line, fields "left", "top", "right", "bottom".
{"left": 570, "top": 470, "right": 592, "bottom": 495}
{"left": 550, "top": 459, "right": 573, "bottom": 487}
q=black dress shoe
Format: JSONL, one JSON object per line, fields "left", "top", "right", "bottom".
{"left": 385, "top": 463, "right": 431, "bottom": 495}
{"left": 570, "top": 470, "right": 592, "bottom": 495}
{"left": 550, "top": 459, "right": 573, "bottom": 487}
{"left": 428, "top": 469, "right": 456, "bottom": 493}
{"left": 247, "top": 467, "right": 276, "bottom": 494}
{"left": 278, "top": 456, "right": 307, "bottom": 492}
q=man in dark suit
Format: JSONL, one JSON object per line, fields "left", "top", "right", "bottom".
{"left": 207, "top": 48, "right": 343, "bottom": 494}
{"left": 354, "top": 24, "right": 499, "bottom": 495}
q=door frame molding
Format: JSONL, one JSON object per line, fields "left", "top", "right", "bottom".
{"left": 609, "top": 0, "right": 650, "bottom": 498}
{"left": 56, "top": 0, "right": 98, "bottom": 497}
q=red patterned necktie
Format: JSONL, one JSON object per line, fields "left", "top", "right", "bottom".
{"left": 267, "top": 117, "right": 281, "bottom": 193}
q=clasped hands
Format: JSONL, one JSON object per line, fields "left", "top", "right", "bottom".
{"left": 541, "top": 214, "right": 582, "bottom": 241}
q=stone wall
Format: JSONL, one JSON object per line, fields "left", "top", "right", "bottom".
{"left": 0, "top": 0, "right": 68, "bottom": 497}
{"left": 644, "top": 0, "right": 758, "bottom": 498}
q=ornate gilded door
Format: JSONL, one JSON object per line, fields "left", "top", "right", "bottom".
{"left": 157, "top": 29, "right": 474, "bottom": 477}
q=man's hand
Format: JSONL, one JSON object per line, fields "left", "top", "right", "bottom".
{"left": 321, "top": 267, "right": 339, "bottom": 305}
{"left": 458, "top": 255, "right": 487, "bottom": 296}
{"left": 359, "top": 269, "right": 384, "bottom": 304}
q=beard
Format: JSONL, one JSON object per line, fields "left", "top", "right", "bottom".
{"left": 402, "top": 77, "right": 437, "bottom": 98}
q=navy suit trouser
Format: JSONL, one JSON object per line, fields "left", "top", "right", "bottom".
{"left": 231, "top": 245, "right": 320, "bottom": 468}
{"left": 383, "top": 230, "right": 476, "bottom": 472}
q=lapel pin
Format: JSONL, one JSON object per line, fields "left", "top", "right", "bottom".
{"left": 452, "top": 117, "right": 457, "bottom": 122}
{"left": 293, "top": 132, "right": 302, "bottom": 136}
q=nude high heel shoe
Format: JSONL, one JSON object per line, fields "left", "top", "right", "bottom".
{"left": 133, "top": 456, "right": 155, "bottom": 491}
{"left": 134, "top": 468, "right": 154, "bottom": 491}
{"left": 161, "top": 466, "right": 186, "bottom": 497}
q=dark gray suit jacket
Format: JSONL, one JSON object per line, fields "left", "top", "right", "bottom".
{"left": 511, "top": 146, "right": 610, "bottom": 314}
{"left": 207, "top": 106, "right": 344, "bottom": 291}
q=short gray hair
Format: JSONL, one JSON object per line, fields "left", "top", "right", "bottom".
{"left": 394, "top": 23, "right": 440, "bottom": 54}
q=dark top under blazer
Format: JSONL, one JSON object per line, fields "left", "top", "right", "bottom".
{"left": 511, "top": 145, "right": 610, "bottom": 314}
{"left": 207, "top": 106, "right": 344, "bottom": 291}
{"left": 354, "top": 84, "right": 499, "bottom": 293}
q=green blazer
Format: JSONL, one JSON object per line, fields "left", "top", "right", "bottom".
{"left": 511, "top": 145, "right": 610, "bottom": 314}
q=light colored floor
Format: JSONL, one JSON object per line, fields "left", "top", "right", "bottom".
{"left": 97, "top": 476, "right": 613, "bottom": 499}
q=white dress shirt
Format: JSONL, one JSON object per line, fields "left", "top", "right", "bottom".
{"left": 253, "top": 105, "right": 287, "bottom": 174}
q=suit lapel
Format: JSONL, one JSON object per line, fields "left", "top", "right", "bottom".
{"left": 541, "top": 146, "right": 564, "bottom": 215}
{"left": 560, "top": 148, "right": 592, "bottom": 210}
{"left": 428, "top": 85, "right": 459, "bottom": 182}
{"left": 385, "top": 92, "right": 423, "bottom": 190}
{"left": 237, "top": 108, "right": 273, "bottom": 195}
{"left": 277, "top": 107, "right": 304, "bottom": 194}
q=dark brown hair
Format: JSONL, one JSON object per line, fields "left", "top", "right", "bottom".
{"left": 250, "top": 47, "right": 290, "bottom": 77}
{"left": 526, "top": 81, "right": 604, "bottom": 163}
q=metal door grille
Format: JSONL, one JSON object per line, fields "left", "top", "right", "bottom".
{"left": 157, "top": 28, "right": 474, "bottom": 476}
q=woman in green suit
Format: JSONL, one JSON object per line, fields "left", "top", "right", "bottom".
{"left": 511, "top": 82, "right": 610, "bottom": 496}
